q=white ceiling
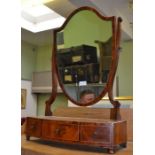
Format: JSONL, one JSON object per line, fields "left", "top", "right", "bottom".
{"left": 21, "top": 0, "right": 133, "bottom": 46}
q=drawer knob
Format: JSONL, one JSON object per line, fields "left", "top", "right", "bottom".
{"left": 93, "top": 131, "right": 98, "bottom": 136}
{"left": 55, "top": 128, "right": 61, "bottom": 135}
{"left": 92, "top": 131, "right": 99, "bottom": 139}
{"left": 55, "top": 128, "right": 65, "bottom": 136}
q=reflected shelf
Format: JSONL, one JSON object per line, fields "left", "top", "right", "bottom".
{"left": 63, "top": 83, "right": 107, "bottom": 87}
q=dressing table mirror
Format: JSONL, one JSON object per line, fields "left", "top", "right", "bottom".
{"left": 26, "top": 6, "right": 127, "bottom": 154}
{"left": 46, "top": 6, "right": 122, "bottom": 111}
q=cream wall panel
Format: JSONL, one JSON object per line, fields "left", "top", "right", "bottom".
{"left": 21, "top": 80, "right": 37, "bottom": 117}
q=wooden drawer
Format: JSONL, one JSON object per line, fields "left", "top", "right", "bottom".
{"left": 42, "top": 120, "right": 79, "bottom": 141}
{"left": 80, "top": 124, "right": 111, "bottom": 144}
{"left": 26, "top": 117, "right": 42, "bottom": 137}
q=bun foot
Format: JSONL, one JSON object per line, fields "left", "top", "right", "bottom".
{"left": 108, "top": 148, "right": 115, "bottom": 154}
{"left": 120, "top": 143, "right": 127, "bottom": 148}
{"left": 26, "top": 135, "right": 30, "bottom": 141}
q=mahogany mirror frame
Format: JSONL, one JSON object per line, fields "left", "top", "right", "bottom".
{"left": 45, "top": 6, "right": 122, "bottom": 117}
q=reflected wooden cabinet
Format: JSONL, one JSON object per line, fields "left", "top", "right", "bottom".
{"left": 26, "top": 116, "right": 127, "bottom": 154}
{"left": 56, "top": 42, "right": 112, "bottom": 101}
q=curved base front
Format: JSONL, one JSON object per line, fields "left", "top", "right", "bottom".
{"left": 26, "top": 116, "right": 127, "bottom": 154}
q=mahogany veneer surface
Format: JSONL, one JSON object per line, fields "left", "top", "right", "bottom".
{"left": 26, "top": 114, "right": 127, "bottom": 154}
{"left": 53, "top": 107, "right": 133, "bottom": 141}
{"left": 22, "top": 135, "right": 133, "bottom": 155}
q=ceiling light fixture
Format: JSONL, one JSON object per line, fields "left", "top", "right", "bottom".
{"left": 21, "top": 0, "right": 65, "bottom": 33}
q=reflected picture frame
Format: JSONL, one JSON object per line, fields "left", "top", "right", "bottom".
{"left": 21, "top": 89, "right": 27, "bottom": 109}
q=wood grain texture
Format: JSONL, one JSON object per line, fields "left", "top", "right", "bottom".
{"left": 53, "top": 107, "right": 133, "bottom": 141}
{"left": 26, "top": 114, "right": 127, "bottom": 153}
{"left": 21, "top": 135, "right": 133, "bottom": 155}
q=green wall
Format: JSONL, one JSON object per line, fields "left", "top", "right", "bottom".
{"left": 35, "top": 45, "right": 52, "bottom": 72}
{"left": 64, "top": 10, "right": 112, "bottom": 49}
{"left": 35, "top": 44, "right": 68, "bottom": 115}
{"left": 37, "top": 93, "right": 68, "bottom": 115}
{"left": 117, "top": 40, "right": 133, "bottom": 96}
{"left": 21, "top": 41, "right": 37, "bottom": 80}
{"left": 21, "top": 40, "right": 68, "bottom": 116}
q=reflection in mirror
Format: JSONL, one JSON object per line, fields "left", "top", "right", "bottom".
{"left": 79, "top": 89, "right": 96, "bottom": 104}
{"left": 56, "top": 9, "right": 113, "bottom": 104}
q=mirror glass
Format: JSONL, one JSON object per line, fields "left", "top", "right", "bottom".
{"left": 56, "top": 9, "right": 114, "bottom": 104}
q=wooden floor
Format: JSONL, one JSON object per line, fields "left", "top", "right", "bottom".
{"left": 21, "top": 135, "right": 133, "bottom": 155}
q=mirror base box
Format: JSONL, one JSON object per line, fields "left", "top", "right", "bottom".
{"left": 26, "top": 116, "right": 127, "bottom": 154}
